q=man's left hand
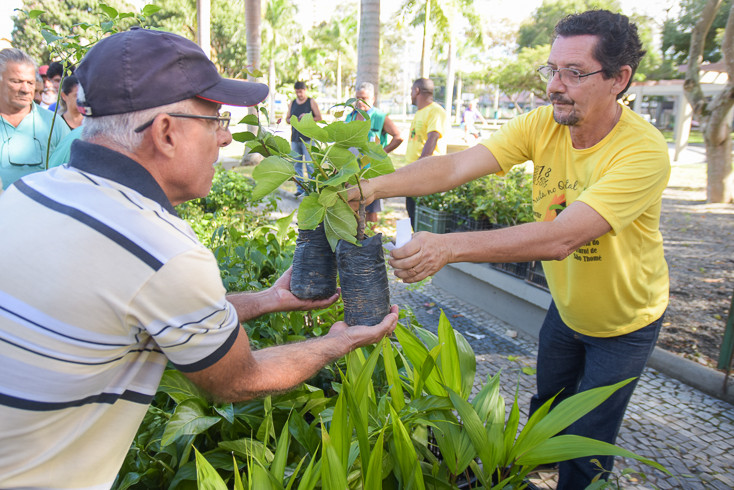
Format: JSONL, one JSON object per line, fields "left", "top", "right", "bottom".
{"left": 388, "top": 232, "right": 451, "bottom": 283}
{"left": 268, "top": 267, "right": 340, "bottom": 311}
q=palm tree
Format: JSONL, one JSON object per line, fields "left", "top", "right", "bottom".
{"left": 262, "top": 0, "right": 300, "bottom": 121}
{"left": 356, "top": 0, "right": 381, "bottom": 100}
{"left": 309, "top": 13, "right": 357, "bottom": 101}
{"left": 400, "top": 0, "right": 482, "bottom": 120}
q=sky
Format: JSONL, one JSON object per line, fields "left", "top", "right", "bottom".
{"left": 1, "top": 0, "right": 679, "bottom": 50}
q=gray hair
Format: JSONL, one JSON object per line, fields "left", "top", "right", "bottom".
{"left": 356, "top": 82, "right": 375, "bottom": 97}
{"left": 0, "top": 48, "right": 37, "bottom": 81}
{"left": 81, "top": 95, "right": 194, "bottom": 153}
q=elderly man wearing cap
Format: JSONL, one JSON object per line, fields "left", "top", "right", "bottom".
{"left": 0, "top": 28, "right": 397, "bottom": 488}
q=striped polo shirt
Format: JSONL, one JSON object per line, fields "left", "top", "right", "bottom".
{"left": 0, "top": 140, "right": 239, "bottom": 489}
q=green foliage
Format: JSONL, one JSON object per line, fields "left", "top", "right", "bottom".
{"left": 662, "top": 0, "right": 733, "bottom": 66}
{"left": 242, "top": 101, "right": 395, "bottom": 250}
{"left": 491, "top": 45, "right": 550, "bottom": 104}
{"left": 144, "top": 0, "right": 250, "bottom": 78}
{"left": 516, "top": 0, "right": 623, "bottom": 50}
{"left": 416, "top": 167, "right": 535, "bottom": 226}
{"left": 11, "top": 0, "right": 150, "bottom": 64}
{"left": 122, "top": 309, "right": 666, "bottom": 489}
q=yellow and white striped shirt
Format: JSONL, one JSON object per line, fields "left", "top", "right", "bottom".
{"left": 0, "top": 140, "right": 239, "bottom": 488}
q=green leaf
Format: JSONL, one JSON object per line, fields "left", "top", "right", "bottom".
{"left": 141, "top": 4, "right": 161, "bottom": 16}
{"left": 270, "top": 419, "right": 291, "bottom": 482}
{"left": 517, "top": 434, "right": 669, "bottom": 474}
{"left": 296, "top": 194, "right": 325, "bottom": 230}
{"left": 321, "top": 432, "right": 348, "bottom": 490}
{"left": 252, "top": 156, "right": 295, "bottom": 199}
{"left": 238, "top": 114, "right": 260, "bottom": 126}
{"left": 275, "top": 210, "right": 296, "bottom": 240}
{"left": 161, "top": 400, "right": 220, "bottom": 446}
{"left": 158, "top": 369, "right": 208, "bottom": 403}
{"left": 232, "top": 453, "right": 245, "bottom": 490}
{"left": 323, "top": 145, "right": 357, "bottom": 169}
{"left": 291, "top": 114, "right": 329, "bottom": 142}
{"left": 382, "top": 338, "right": 405, "bottom": 411}
{"left": 219, "top": 438, "right": 274, "bottom": 462}
{"left": 390, "top": 406, "right": 425, "bottom": 489}
{"left": 511, "top": 378, "right": 634, "bottom": 460}
{"left": 232, "top": 131, "right": 256, "bottom": 143}
{"left": 296, "top": 451, "right": 322, "bottom": 490}
{"left": 329, "top": 389, "right": 350, "bottom": 473}
{"left": 324, "top": 119, "right": 370, "bottom": 148}
{"left": 437, "top": 311, "right": 463, "bottom": 396}
{"left": 264, "top": 133, "right": 292, "bottom": 155}
{"left": 99, "top": 4, "right": 119, "bottom": 19}
{"left": 194, "top": 447, "right": 228, "bottom": 490}
{"left": 41, "top": 30, "right": 62, "bottom": 44}
{"left": 447, "top": 388, "right": 493, "bottom": 474}
{"left": 320, "top": 160, "right": 359, "bottom": 188}
{"left": 29, "top": 9, "right": 44, "bottom": 19}
{"left": 323, "top": 200, "right": 357, "bottom": 250}
{"left": 364, "top": 429, "right": 386, "bottom": 490}
{"left": 317, "top": 188, "right": 339, "bottom": 207}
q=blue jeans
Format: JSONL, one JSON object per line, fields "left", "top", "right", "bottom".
{"left": 529, "top": 301, "right": 664, "bottom": 489}
{"left": 291, "top": 140, "right": 313, "bottom": 194}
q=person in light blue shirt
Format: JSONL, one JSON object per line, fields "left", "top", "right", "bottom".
{"left": 0, "top": 49, "right": 70, "bottom": 190}
{"left": 48, "top": 125, "right": 83, "bottom": 168}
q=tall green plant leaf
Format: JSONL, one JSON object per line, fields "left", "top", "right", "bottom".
{"left": 511, "top": 378, "right": 634, "bottom": 461}
{"left": 390, "top": 406, "right": 425, "bottom": 490}
{"left": 194, "top": 447, "right": 228, "bottom": 490}
{"left": 382, "top": 338, "right": 406, "bottom": 411}
{"left": 296, "top": 194, "right": 326, "bottom": 230}
{"left": 517, "top": 434, "right": 669, "bottom": 473}
{"left": 270, "top": 419, "right": 291, "bottom": 482}
{"left": 364, "top": 429, "right": 386, "bottom": 490}
{"left": 320, "top": 432, "right": 348, "bottom": 490}
{"left": 329, "top": 387, "right": 351, "bottom": 474}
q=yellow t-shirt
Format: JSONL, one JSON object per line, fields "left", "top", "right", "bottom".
{"left": 481, "top": 104, "right": 671, "bottom": 337}
{"left": 405, "top": 102, "right": 448, "bottom": 163}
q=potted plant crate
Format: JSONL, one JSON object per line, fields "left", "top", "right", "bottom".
{"left": 239, "top": 102, "right": 395, "bottom": 325}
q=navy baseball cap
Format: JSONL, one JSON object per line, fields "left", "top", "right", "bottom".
{"left": 75, "top": 27, "right": 268, "bottom": 116}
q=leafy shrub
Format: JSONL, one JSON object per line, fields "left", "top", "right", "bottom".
{"left": 416, "top": 167, "right": 534, "bottom": 226}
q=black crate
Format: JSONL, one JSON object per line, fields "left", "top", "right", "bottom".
{"left": 451, "top": 213, "right": 492, "bottom": 232}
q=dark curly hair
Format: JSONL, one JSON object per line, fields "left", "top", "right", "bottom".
{"left": 553, "top": 10, "right": 645, "bottom": 98}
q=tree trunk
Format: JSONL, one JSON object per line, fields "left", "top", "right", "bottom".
{"left": 420, "top": 0, "right": 431, "bottom": 78}
{"left": 683, "top": 0, "right": 733, "bottom": 203}
{"left": 196, "top": 0, "right": 211, "bottom": 59}
{"left": 268, "top": 58, "right": 276, "bottom": 123}
{"left": 444, "top": 7, "right": 456, "bottom": 125}
{"left": 245, "top": 0, "right": 261, "bottom": 77}
{"left": 356, "top": 0, "right": 381, "bottom": 102}
{"left": 454, "top": 74, "right": 462, "bottom": 124}
{"left": 337, "top": 53, "right": 342, "bottom": 102}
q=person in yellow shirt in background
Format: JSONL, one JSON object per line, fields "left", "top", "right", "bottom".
{"left": 404, "top": 77, "right": 448, "bottom": 229}
{"left": 349, "top": 10, "right": 669, "bottom": 488}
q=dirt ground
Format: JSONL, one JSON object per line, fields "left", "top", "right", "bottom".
{"left": 658, "top": 158, "right": 734, "bottom": 370}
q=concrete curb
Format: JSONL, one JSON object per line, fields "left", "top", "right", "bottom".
{"left": 433, "top": 262, "right": 734, "bottom": 406}
{"left": 648, "top": 347, "right": 734, "bottom": 404}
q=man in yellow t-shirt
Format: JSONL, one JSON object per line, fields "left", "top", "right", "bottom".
{"left": 404, "top": 78, "right": 448, "bottom": 228}
{"left": 349, "top": 10, "right": 669, "bottom": 488}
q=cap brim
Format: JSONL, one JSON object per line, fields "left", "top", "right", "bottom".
{"left": 197, "top": 79, "right": 269, "bottom": 107}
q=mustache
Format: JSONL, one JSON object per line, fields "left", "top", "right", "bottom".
{"left": 549, "top": 93, "right": 573, "bottom": 105}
